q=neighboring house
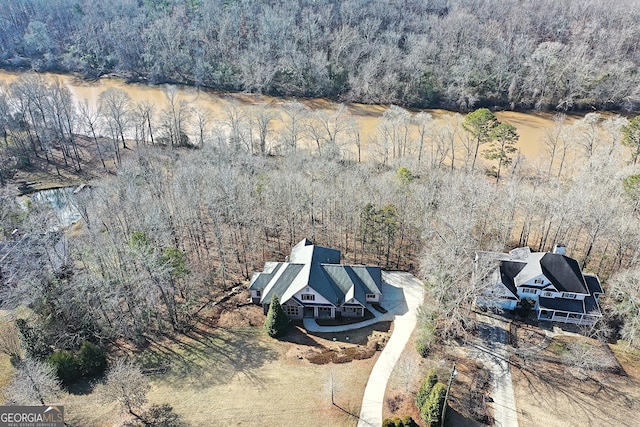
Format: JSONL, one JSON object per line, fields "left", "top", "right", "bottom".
{"left": 249, "top": 239, "right": 382, "bottom": 319}
{"left": 475, "top": 245, "right": 603, "bottom": 325}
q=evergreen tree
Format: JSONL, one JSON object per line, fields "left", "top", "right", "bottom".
{"left": 264, "top": 295, "right": 290, "bottom": 338}
{"left": 420, "top": 383, "right": 447, "bottom": 426}
{"left": 622, "top": 115, "right": 640, "bottom": 164}
{"left": 415, "top": 369, "right": 438, "bottom": 410}
{"left": 463, "top": 108, "right": 499, "bottom": 171}
{"left": 484, "top": 122, "right": 519, "bottom": 181}
{"left": 78, "top": 341, "right": 108, "bottom": 378}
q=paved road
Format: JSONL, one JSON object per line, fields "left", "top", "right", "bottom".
{"left": 471, "top": 315, "right": 519, "bottom": 427}
{"left": 357, "top": 271, "right": 425, "bottom": 427}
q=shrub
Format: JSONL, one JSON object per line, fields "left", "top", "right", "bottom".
{"left": 402, "top": 415, "right": 417, "bottom": 426}
{"left": 78, "top": 341, "right": 108, "bottom": 378}
{"left": 49, "top": 350, "right": 80, "bottom": 386}
{"left": 264, "top": 295, "right": 290, "bottom": 338}
{"left": 415, "top": 323, "right": 435, "bottom": 357}
{"left": 416, "top": 369, "right": 438, "bottom": 409}
{"left": 383, "top": 416, "right": 416, "bottom": 427}
{"left": 16, "top": 319, "right": 51, "bottom": 360}
{"left": 515, "top": 298, "right": 535, "bottom": 317}
{"left": 421, "top": 382, "right": 447, "bottom": 426}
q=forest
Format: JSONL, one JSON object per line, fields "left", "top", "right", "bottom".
{"left": 2, "top": 72, "right": 640, "bottom": 355}
{"left": 0, "top": 0, "right": 639, "bottom": 111}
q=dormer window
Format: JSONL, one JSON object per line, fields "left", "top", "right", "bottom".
{"left": 301, "top": 294, "right": 315, "bottom": 301}
{"left": 534, "top": 279, "right": 544, "bottom": 285}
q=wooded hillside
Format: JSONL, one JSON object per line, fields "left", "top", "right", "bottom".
{"left": 1, "top": 0, "right": 639, "bottom": 111}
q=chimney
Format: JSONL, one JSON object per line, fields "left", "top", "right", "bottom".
{"left": 552, "top": 244, "right": 566, "bottom": 255}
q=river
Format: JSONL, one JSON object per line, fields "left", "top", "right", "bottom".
{"left": 0, "top": 70, "right": 613, "bottom": 163}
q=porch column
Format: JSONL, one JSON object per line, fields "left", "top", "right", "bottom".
{"left": 331, "top": 307, "right": 335, "bottom": 318}
{"left": 314, "top": 306, "right": 318, "bottom": 318}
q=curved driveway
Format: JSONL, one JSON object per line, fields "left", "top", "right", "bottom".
{"left": 357, "top": 271, "right": 425, "bottom": 427}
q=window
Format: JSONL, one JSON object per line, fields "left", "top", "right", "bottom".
{"left": 285, "top": 306, "right": 299, "bottom": 316}
{"left": 562, "top": 293, "right": 576, "bottom": 299}
{"left": 543, "top": 291, "right": 553, "bottom": 297}
{"left": 366, "top": 293, "right": 377, "bottom": 299}
{"left": 256, "top": 290, "right": 261, "bottom": 297}
{"left": 534, "top": 279, "right": 544, "bottom": 284}
{"left": 301, "top": 294, "right": 315, "bottom": 301}
{"left": 520, "top": 287, "right": 537, "bottom": 294}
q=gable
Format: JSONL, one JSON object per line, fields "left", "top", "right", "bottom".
{"left": 249, "top": 262, "right": 282, "bottom": 291}
{"left": 293, "top": 285, "right": 333, "bottom": 305}
{"left": 260, "top": 263, "right": 305, "bottom": 304}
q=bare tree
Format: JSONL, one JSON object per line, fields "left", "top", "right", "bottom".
{"left": 4, "top": 357, "right": 61, "bottom": 405}
{"left": 78, "top": 99, "right": 106, "bottom": 169}
{"left": 0, "top": 318, "right": 22, "bottom": 363}
{"left": 543, "top": 113, "right": 567, "bottom": 177}
{"left": 413, "top": 111, "right": 435, "bottom": 165}
{"left": 99, "top": 88, "right": 132, "bottom": 164}
{"left": 161, "top": 86, "right": 191, "bottom": 146}
{"left": 250, "top": 105, "right": 279, "bottom": 155}
{"left": 100, "top": 358, "right": 150, "bottom": 419}
{"left": 281, "top": 101, "right": 308, "bottom": 153}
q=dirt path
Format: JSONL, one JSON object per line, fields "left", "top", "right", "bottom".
{"left": 471, "top": 315, "right": 519, "bottom": 427}
{"left": 357, "top": 271, "right": 424, "bottom": 427}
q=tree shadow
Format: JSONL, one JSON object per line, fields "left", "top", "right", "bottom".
{"left": 135, "top": 324, "right": 278, "bottom": 390}
{"left": 444, "top": 406, "right": 483, "bottom": 427}
{"left": 66, "top": 378, "right": 96, "bottom": 396}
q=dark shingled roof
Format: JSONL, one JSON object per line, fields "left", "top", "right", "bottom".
{"left": 584, "top": 274, "right": 604, "bottom": 295}
{"left": 584, "top": 295, "right": 602, "bottom": 316}
{"left": 540, "top": 253, "right": 588, "bottom": 294}
{"left": 539, "top": 296, "right": 585, "bottom": 314}
{"left": 500, "top": 261, "right": 526, "bottom": 298}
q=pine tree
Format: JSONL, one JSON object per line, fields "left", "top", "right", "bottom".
{"left": 420, "top": 382, "right": 447, "bottom": 426}
{"left": 415, "top": 369, "right": 438, "bottom": 409}
{"left": 264, "top": 295, "right": 290, "bottom": 338}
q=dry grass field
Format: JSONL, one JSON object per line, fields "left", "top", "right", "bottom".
{"left": 56, "top": 314, "right": 385, "bottom": 426}
{"left": 510, "top": 334, "right": 640, "bottom": 427}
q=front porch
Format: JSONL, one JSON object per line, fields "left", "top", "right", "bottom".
{"left": 303, "top": 305, "right": 336, "bottom": 319}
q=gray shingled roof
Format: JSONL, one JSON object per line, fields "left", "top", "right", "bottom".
{"left": 351, "top": 266, "right": 382, "bottom": 294}
{"left": 248, "top": 262, "right": 282, "bottom": 291}
{"left": 261, "top": 263, "right": 305, "bottom": 303}
{"left": 251, "top": 239, "right": 381, "bottom": 308}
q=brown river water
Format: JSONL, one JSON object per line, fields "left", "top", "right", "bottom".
{"left": 0, "top": 70, "right": 595, "bottom": 163}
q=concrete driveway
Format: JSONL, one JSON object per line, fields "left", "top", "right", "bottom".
{"left": 470, "top": 314, "right": 519, "bottom": 427}
{"left": 357, "top": 271, "right": 425, "bottom": 427}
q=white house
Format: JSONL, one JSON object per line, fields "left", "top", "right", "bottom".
{"left": 475, "top": 245, "right": 603, "bottom": 326}
{"left": 249, "top": 239, "right": 382, "bottom": 319}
